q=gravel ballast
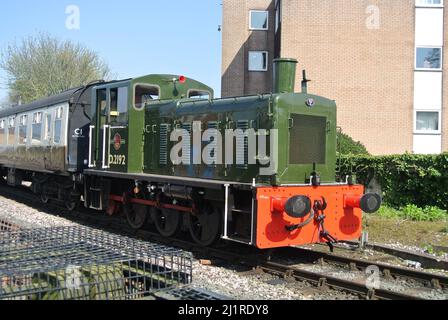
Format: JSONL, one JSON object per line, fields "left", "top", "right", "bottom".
{"left": 0, "top": 191, "right": 445, "bottom": 300}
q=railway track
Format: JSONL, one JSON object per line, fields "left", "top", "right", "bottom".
{"left": 0, "top": 183, "right": 447, "bottom": 300}
{"left": 339, "top": 240, "right": 448, "bottom": 270}
{"left": 279, "top": 247, "right": 447, "bottom": 289}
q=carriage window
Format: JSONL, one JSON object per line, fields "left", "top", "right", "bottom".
{"left": 188, "top": 90, "right": 211, "bottom": 100}
{"left": 54, "top": 107, "right": 63, "bottom": 144}
{"left": 18, "top": 115, "right": 28, "bottom": 145}
{"left": 45, "top": 113, "right": 51, "bottom": 140}
{"left": 7, "top": 117, "right": 15, "bottom": 145}
{"left": 32, "top": 112, "right": 43, "bottom": 143}
{"left": 134, "top": 85, "right": 160, "bottom": 109}
{"left": 0, "top": 120, "right": 5, "bottom": 145}
{"left": 110, "top": 87, "right": 128, "bottom": 123}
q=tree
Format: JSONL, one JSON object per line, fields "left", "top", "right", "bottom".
{"left": 0, "top": 96, "right": 9, "bottom": 110}
{"left": 338, "top": 132, "right": 370, "bottom": 155}
{"left": 0, "top": 33, "right": 111, "bottom": 104}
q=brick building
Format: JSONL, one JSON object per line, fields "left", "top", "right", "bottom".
{"left": 221, "top": 0, "right": 447, "bottom": 155}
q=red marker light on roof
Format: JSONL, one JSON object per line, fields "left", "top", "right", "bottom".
{"left": 179, "top": 76, "right": 186, "bottom": 84}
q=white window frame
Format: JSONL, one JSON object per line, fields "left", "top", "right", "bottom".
{"left": 275, "top": 7, "right": 280, "bottom": 33}
{"left": 248, "top": 51, "right": 269, "bottom": 72}
{"left": 249, "top": 10, "right": 269, "bottom": 31}
{"left": 18, "top": 114, "right": 28, "bottom": 145}
{"left": 44, "top": 112, "right": 52, "bottom": 142}
{"left": 415, "top": 46, "right": 443, "bottom": 71}
{"left": 31, "top": 112, "right": 43, "bottom": 144}
{"left": 6, "top": 117, "right": 15, "bottom": 146}
{"left": 416, "top": 0, "right": 444, "bottom": 7}
{"left": 53, "top": 106, "right": 64, "bottom": 145}
{"left": 133, "top": 83, "right": 161, "bottom": 110}
{"left": 0, "top": 119, "right": 5, "bottom": 145}
{"left": 19, "top": 115, "right": 28, "bottom": 126}
{"left": 414, "top": 110, "right": 442, "bottom": 134}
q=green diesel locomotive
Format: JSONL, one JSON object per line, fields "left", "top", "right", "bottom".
{"left": 0, "top": 59, "right": 381, "bottom": 248}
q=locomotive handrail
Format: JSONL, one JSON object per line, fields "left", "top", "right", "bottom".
{"left": 88, "top": 125, "right": 95, "bottom": 168}
{"left": 102, "top": 125, "right": 110, "bottom": 169}
{"left": 223, "top": 184, "right": 230, "bottom": 240}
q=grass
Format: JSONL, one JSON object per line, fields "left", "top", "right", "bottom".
{"left": 363, "top": 205, "right": 448, "bottom": 249}
{"left": 377, "top": 205, "right": 447, "bottom": 222}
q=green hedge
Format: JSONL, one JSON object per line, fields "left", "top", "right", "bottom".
{"left": 338, "top": 133, "right": 370, "bottom": 156}
{"left": 338, "top": 153, "right": 448, "bottom": 210}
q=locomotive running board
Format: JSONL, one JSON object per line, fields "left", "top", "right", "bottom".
{"left": 83, "top": 170, "right": 252, "bottom": 190}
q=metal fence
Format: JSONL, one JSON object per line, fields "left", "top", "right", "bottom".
{"left": 154, "top": 287, "right": 231, "bottom": 300}
{"left": 0, "top": 219, "right": 20, "bottom": 232}
{"left": 0, "top": 226, "right": 192, "bottom": 300}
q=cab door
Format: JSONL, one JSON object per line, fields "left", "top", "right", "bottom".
{"left": 107, "top": 87, "right": 129, "bottom": 173}
{"left": 93, "top": 88, "right": 108, "bottom": 169}
{"left": 93, "top": 86, "right": 129, "bottom": 172}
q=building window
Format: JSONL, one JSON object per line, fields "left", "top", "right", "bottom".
{"left": 416, "top": 47, "right": 442, "bottom": 70}
{"left": 32, "top": 112, "right": 43, "bottom": 143}
{"left": 249, "top": 10, "right": 269, "bottom": 30}
{"left": 415, "top": 111, "right": 441, "bottom": 133}
{"left": 18, "top": 115, "right": 28, "bottom": 145}
{"left": 416, "top": 0, "right": 443, "bottom": 6}
{"left": 248, "top": 51, "right": 268, "bottom": 71}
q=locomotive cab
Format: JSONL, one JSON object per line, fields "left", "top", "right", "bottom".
{"left": 87, "top": 75, "right": 214, "bottom": 173}
{"left": 85, "top": 75, "right": 213, "bottom": 210}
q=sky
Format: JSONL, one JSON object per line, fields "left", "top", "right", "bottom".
{"left": 0, "top": 0, "right": 223, "bottom": 102}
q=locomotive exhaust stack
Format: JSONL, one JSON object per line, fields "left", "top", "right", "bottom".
{"left": 272, "top": 58, "right": 298, "bottom": 94}
{"left": 272, "top": 58, "right": 310, "bottom": 94}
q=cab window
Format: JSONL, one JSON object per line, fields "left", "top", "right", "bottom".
{"left": 188, "top": 90, "right": 211, "bottom": 100}
{"left": 97, "top": 89, "right": 107, "bottom": 117}
{"left": 134, "top": 85, "right": 160, "bottom": 109}
{"left": 110, "top": 87, "right": 128, "bottom": 123}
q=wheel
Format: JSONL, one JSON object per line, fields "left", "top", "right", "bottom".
{"left": 187, "top": 205, "right": 221, "bottom": 247}
{"left": 152, "top": 208, "right": 182, "bottom": 238}
{"left": 63, "top": 190, "right": 80, "bottom": 211}
{"left": 64, "top": 198, "right": 79, "bottom": 211}
{"left": 41, "top": 192, "right": 49, "bottom": 204}
{"left": 124, "top": 203, "right": 148, "bottom": 230}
